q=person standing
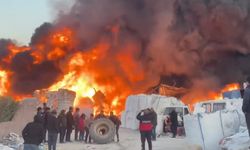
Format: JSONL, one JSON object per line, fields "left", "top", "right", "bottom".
{"left": 35, "top": 107, "right": 44, "bottom": 124}
{"left": 95, "top": 110, "right": 106, "bottom": 119}
{"left": 151, "top": 108, "right": 157, "bottom": 141}
{"left": 170, "top": 109, "right": 178, "bottom": 138}
{"left": 22, "top": 115, "right": 44, "bottom": 150}
{"left": 85, "top": 113, "right": 94, "bottom": 143}
{"left": 47, "top": 110, "right": 59, "bottom": 150}
{"left": 136, "top": 108, "right": 153, "bottom": 150}
{"left": 78, "top": 113, "right": 86, "bottom": 141}
{"left": 57, "top": 109, "right": 67, "bottom": 143}
{"left": 242, "top": 77, "right": 250, "bottom": 137}
{"left": 43, "top": 107, "right": 50, "bottom": 142}
{"left": 66, "top": 107, "right": 74, "bottom": 142}
{"left": 109, "top": 112, "right": 121, "bottom": 142}
{"left": 74, "top": 107, "right": 80, "bottom": 141}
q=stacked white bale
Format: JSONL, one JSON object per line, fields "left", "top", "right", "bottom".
{"left": 57, "top": 89, "right": 76, "bottom": 113}
{"left": 122, "top": 94, "right": 184, "bottom": 135}
{"left": 184, "top": 110, "right": 240, "bottom": 150}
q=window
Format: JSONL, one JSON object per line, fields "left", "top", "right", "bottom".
{"left": 202, "top": 103, "right": 212, "bottom": 113}
{"left": 184, "top": 108, "right": 189, "bottom": 115}
{"left": 213, "top": 103, "right": 226, "bottom": 112}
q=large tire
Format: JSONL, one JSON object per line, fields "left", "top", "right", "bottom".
{"left": 89, "top": 118, "right": 115, "bottom": 144}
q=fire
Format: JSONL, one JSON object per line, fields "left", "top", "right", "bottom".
{"left": 0, "top": 70, "right": 9, "bottom": 96}
{"left": 185, "top": 83, "right": 241, "bottom": 110}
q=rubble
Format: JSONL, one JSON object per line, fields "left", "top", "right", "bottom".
{"left": 2, "top": 133, "right": 23, "bottom": 150}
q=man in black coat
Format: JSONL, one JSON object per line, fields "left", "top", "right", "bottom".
{"left": 170, "top": 109, "right": 178, "bottom": 138}
{"left": 109, "top": 112, "right": 121, "bottom": 142}
{"left": 22, "top": 115, "right": 44, "bottom": 150}
{"left": 57, "top": 109, "right": 67, "bottom": 143}
{"left": 47, "top": 110, "right": 59, "bottom": 150}
{"left": 66, "top": 106, "right": 74, "bottom": 142}
{"left": 242, "top": 76, "right": 250, "bottom": 137}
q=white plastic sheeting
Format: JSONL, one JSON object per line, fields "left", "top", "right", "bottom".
{"left": 0, "top": 144, "right": 14, "bottom": 150}
{"left": 184, "top": 110, "right": 241, "bottom": 150}
{"left": 121, "top": 94, "right": 184, "bottom": 134}
{"left": 220, "top": 127, "right": 250, "bottom": 150}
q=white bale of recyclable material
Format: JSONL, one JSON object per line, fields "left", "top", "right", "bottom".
{"left": 121, "top": 111, "right": 127, "bottom": 128}
{"left": 184, "top": 110, "right": 240, "bottom": 150}
{"left": 125, "top": 111, "right": 139, "bottom": 130}
{"left": 221, "top": 110, "right": 240, "bottom": 136}
{"left": 0, "top": 144, "right": 14, "bottom": 150}
{"left": 125, "top": 95, "right": 139, "bottom": 112}
{"left": 138, "top": 95, "right": 150, "bottom": 111}
{"left": 184, "top": 114, "right": 204, "bottom": 149}
{"left": 156, "top": 114, "right": 164, "bottom": 135}
{"left": 200, "top": 112, "right": 224, "bottom": 150}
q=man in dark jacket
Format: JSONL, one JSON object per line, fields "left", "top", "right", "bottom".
{"left": 66, "top": 106, "right": 74, "bottom": 142}
{"left": 47, "top": 110, "right": 59, "bottom": 150}
{"left": 35, "top": 107, "right": 44, "bottom": 124}
{"left": 22, "top": 115, "right": 44, "bottom": 150}
{"left": 73, "top": 107, "right": 80, "bottom": 141}
{"left": 43, "top": 107, "right": 50, "bottom": 142}
{"left": 137, "top": 108, "right": 154, "bottom": 150}
{"left": 95, "top": 110, "right": 106, "bottom": 119}
{"left": 57, "top": 109, "right": 67, "bottom": 143}
{"left": 242, "top": 76, "right": 250, "bottom": 136}
{"left": 170, "top": 109, "right": 178, "bottom": 138}
{"left": 150, "top": 108, "right": 157, "bottom": 141}
{"left": 109, "top": 112, "right": 121, "bottom": 142}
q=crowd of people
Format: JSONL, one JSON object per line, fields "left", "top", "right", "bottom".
{"left": 21, "top": 102, "right": 180, "bottom": 150}
{"left": 22, "top": 103, "right": 121, "bottom": 150}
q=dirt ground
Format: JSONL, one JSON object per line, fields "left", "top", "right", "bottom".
{"left": 42, "top": 128, "right": 199, "bottom": 150}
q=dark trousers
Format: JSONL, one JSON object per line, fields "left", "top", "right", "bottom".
{"left": 75, "top": 128, "right": 79, "bottom": 141}
{"left": 115, "top": 125, "right": 120, "bottom": 141}
{"left": 171, "top": 124, "right": 177, "bottom": 138}
{"left": 79, "top": 130, "right": 85, "bottom": 141}
{"left": 245, "top": 113, "right": 250, "bottom": 136}
{"left": 140, "top": 131, "right": 152, "bottom": 150}
{"left": 48, "top": 133, "right": 58, "bottom": 150}
{"left": 66, "top": 127, "right": 72, "bottom": 141}
{"left": 152, "top": 126, "right": 156, "bottom": 140}
{"left": 85, "top": 127, "right": 92, "bottom": 143}
{"left": 59, "top": 127, "right": 66, "bottom": 143}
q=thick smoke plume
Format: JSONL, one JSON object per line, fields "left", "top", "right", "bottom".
{"left": 1, "top": 0, "right": 250, "bottom": 105}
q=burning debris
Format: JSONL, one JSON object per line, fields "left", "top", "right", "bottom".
{"left": 0, "top": 0, "right": 250, "bottom": 114}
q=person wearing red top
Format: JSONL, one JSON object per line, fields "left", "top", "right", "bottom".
{"left": 78, "top": 113, "right": 86, "bottom": 141}
{"left": 136, "top": 108, "right": 154, "bottom": 150}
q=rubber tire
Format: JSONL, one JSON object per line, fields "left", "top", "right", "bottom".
{"left": 89, "top": 118, "right": 115, "bottom": 144}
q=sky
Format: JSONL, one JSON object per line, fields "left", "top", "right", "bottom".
{"left": 0, "top": 0, "right": 52, "bottom": 45}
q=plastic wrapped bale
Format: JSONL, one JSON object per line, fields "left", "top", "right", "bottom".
{"left": 184, "top": 110, "right": 241, "bottom": 150}
{"left": 138, "top": 95, "right": 151, "bottom": 111}
{"left": 221, "top": 110, "right": 241, "bottom": 136}
{"left": 121, "top": 111, "right": 126, "bottom": 128}
{"left": 125, "top": 95, "right": 139, "bottom": 112}
{"left": 125, "top": 111, "right": 139, "bottom": 130}
{"left": 184, "top": 114, "right": 205, "bottom": 149}
{"left": 200, "top": 112, "right": 224, "bottom": 150}
{"left": 156, "top": 114, "right": 164, "bottom": 135}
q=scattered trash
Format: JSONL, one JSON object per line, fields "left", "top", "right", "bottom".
{"left": 2, "top": 132, "right": 23, "bottom": 150}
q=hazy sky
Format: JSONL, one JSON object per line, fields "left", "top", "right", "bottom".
{"left": 0, "top": 0, "right": 52, "bottom": 45}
